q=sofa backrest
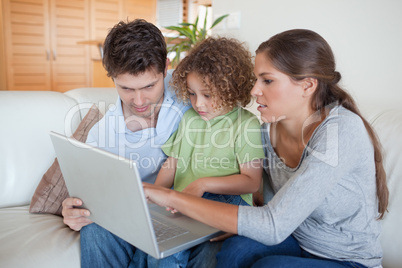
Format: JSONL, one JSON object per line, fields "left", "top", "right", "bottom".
{"left": 0, "top": 88, "right": 117, "bottom": 208}
{"left": 367, "top": 108, "right": 402, "bottom": 267}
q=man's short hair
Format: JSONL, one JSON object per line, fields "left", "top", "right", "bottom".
{"left": 102, "top": 19, "right": 167, "bottom": 78}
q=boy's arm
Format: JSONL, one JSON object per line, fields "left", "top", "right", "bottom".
{"left": 154, "top": 156, "right": 177, "bottom": 188}
{"left": 182, "top": 159, "right": 263, "bottom": 197}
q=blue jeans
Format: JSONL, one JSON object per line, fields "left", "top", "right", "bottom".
{"left": 81, "top": 223, "right": 221, "bottom": 268}
{"left": 216, "top": 235, "right": 368, "bottom": 268}
{"left": 81, "top": 193, "right": 248, "bottom": 268}
{"left": 134, "top": 193, "right": 250, "bottom": 267}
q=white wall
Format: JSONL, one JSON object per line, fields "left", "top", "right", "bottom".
{"left": 212, "top": 0, "right": 402, "bottom": 110}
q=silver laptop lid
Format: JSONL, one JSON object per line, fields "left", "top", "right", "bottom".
{"left": 49, "top": 131, "right": 160, "bottom": 257}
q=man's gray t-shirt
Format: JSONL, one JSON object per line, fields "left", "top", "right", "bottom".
{"left": 238, "top": 106, "right": 382, "bottom": 267}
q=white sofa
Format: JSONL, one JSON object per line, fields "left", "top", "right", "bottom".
{"left": 0, "top": 88, "right": 401, "bottom": 267}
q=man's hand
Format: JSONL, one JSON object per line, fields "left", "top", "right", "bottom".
{"left": 61, "top": 197, "right": 93, "bottom": 231}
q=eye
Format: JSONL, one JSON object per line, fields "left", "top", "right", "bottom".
{"left": 264, "top": 79, "right": 273, "bottom": 84}
{"left": 204, "top": 94, "right": 210, "bottom": 98}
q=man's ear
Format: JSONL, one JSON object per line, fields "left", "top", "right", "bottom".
{"left": 164, "top": 58, "right": 170, "bottom": 77}
{"left": 302, "top": 78, "right": 318, "bottom": 97}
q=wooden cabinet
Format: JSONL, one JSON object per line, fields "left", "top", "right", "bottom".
{"left": 2, "top": 0, "right": 90, "bottom": 92}
{"left": 49, "top": 0, "right": 91, "bottom": 92}
{"left": 1, "top": 0, "right": 157, "bottom": 91}
{"left": 88, "top": 0, "right": 157, "bottom": 60}
{"left": 88, "top": 0, "right": 157, "bottom": 87}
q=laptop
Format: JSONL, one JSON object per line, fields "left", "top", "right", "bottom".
{"left": 49, "top": 131, "right": 223, "bottom": 259}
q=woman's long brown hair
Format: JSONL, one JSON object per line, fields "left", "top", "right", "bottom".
{"left": 257, "top": 29, "right": 388, "bottom": 219}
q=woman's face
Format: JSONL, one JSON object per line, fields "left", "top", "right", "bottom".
{"left": 251, "top": 53, "right": 306, "bottom": 123}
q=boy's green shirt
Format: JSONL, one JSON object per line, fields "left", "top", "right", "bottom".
{"left": 162, "top": 107, "right": 264, "bottom": 205}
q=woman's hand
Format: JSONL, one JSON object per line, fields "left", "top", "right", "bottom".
{"left": 143, "top": 182, "right": 177, "bottom": 211}
{"left": 144, "top": 182, "right": 239, "bottom": 234}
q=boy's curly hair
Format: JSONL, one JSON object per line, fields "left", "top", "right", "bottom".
{"left": 170, "top": 37, "right": 255, "bottom": 110}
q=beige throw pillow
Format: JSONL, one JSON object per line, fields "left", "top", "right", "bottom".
{"left": 29, "top": 104, "right": 103, "bottom": 216}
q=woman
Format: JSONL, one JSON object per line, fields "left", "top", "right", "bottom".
{"left": 143, "top": 29, "right": 388, "bottom": 267}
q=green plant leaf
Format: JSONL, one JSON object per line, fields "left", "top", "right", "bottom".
{"left": 210, "top": 14, "right": 229, "bottom": 29}
{"left": 165, "top": 26, "right": 196, "bottom": 43}
{"left": 179, "top": 22, "right": 194, "bottom": 27}
{"left": 194, "top": 15, "right": 199, "bottom": 29}
{"left": 201, "top": 8, "right": 208, "bottom": 40}
{"left": 192, "top": 15, "right": 199, "bottom": 41}
{"left": 164, "top": 10, "right": 228, "bottom": 67}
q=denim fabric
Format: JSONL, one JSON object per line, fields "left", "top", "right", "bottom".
{"left": 81, "top": 223, "right": 136, "bottom": 268}
{"left": 216, "top": 235, "right": 368, "bottom": 268}
{"left": 202, "top": 193, "right": 250, "bottom": 206}
{"left": 80, "top": 193, "right": 247, "bottom": 268}
{"left": 139, "top": 193, "right": 249, "bottom": 267}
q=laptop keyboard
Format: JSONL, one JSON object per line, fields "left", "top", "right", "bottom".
{"left": 152, "top": 218, "right": 189, "bottom": 243}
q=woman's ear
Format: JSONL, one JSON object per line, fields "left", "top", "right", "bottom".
{"left": 302, "top": 78, "right": 318, "bottom": 97}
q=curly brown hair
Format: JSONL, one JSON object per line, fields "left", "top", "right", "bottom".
{"left": 170, "top": 37, "right": 255, "bottom": 110}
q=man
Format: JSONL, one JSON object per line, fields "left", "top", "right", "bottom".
{"left": 61, "top": 19, "right": 218, "bottom": 267}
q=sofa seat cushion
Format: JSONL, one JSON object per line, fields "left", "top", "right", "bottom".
{"left": 0, "top": 206, "right": 80, "bottom": 267}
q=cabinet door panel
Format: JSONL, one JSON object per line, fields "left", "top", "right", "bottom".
{"left": 50, "top": 0, "right": 90, "bottom": 92}
{"left": 90, "top": 0, "right": 120, "bottom": 60}
{"left": 123, "top": 0, "right": 156, "bottom": 23}
{"left": 3, "top": 0, "right": 51, "bottom": 91}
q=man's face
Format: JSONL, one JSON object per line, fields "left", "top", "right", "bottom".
{"left": 114, "top": 69, "right": 166, "bottom": 120}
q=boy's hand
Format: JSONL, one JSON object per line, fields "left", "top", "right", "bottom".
{"left": 181, "top": 179, "right": 206, "bottom": 197}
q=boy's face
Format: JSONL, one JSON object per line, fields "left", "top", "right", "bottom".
{"left": 114, "top": 69, "right": 166, "bottom": 122}
{"left": 186, "top": 72, "right": 231, "bottom": 121}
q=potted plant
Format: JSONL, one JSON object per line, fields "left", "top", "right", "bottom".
{"left": 164, "top": 10, "right": 229, "bottom": 67}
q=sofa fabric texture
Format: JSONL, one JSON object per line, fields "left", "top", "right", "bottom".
{"left": 0, "top": 88, "right": 401, "bottom": 268}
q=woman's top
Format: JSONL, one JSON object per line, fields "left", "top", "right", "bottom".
{"left": 237, "top": 105, "right": 382, "bottom": 267}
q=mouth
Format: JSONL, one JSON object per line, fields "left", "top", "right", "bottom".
{"left": 133, "top": 105, "right": 149, "bottom": 113}
{"left": 197, "top": 110, "right": 207, "bottom": 116}
{"left": 256, "top": 102, "right": 267, "bottom": 109}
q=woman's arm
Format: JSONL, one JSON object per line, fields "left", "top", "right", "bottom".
{"left": 143, "top": 183, "right": 239, "bottom": 233}
{"left": 154, "top": 156, "right": 177, "bottom": 188}
{"left": 182, "top": 159, "right": 263, "bottom": 197}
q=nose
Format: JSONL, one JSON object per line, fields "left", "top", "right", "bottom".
{"left": 132, "top": 91, "right": 146, "bottom": 107}
{"left": 251, "top": 83, "right": 262, "bottom": 97}
{"left": 195, "top": 96, "right": 204, "bottom": 108}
